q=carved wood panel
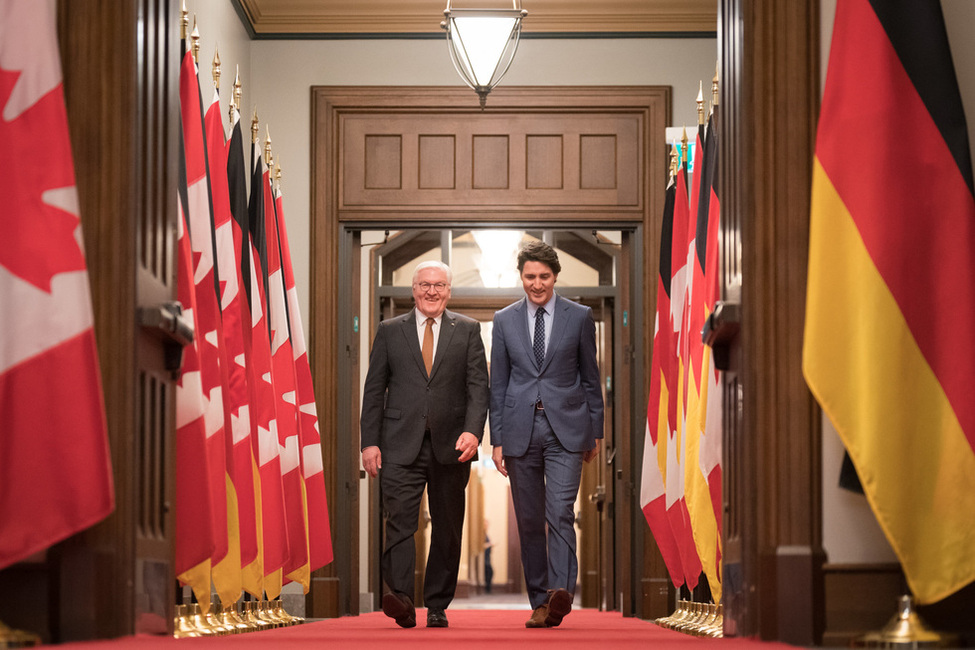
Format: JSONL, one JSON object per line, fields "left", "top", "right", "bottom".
{"left": 337, "top": 107, "right": 644, "bottom": 218}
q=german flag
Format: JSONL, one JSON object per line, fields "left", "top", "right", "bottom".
{"left": 803, "top": 0, "right": 975, "bottom": 604}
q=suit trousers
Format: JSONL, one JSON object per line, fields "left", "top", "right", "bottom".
{"left": 380, "top": 433, "right": 470, "bottom": 609}
{"left": 505, "top": 409, "right": 584, "bottom": 609}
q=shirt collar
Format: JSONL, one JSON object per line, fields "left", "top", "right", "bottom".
{"left": 415, "top": 308, "right": 443, "bottom": 325}
{"left": 528, "top": 294, "right": 557, "bottom": 318}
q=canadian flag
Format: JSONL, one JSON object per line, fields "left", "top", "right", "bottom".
{"left": 273, "top": 182, "right": 333, "bottom": 573}
{"left": 0, "top": 0, "right": 114, "bottom": 569}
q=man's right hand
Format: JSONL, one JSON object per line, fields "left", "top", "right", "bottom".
{"left": 492, "top": 446, "right": 507, "bottom": 478}
{"left": 362, "top": 446, "right": 382, "bottom": 478}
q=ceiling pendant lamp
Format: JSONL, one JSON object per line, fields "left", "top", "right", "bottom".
{"left": 441, "top": 0, "right": 528, "bottom": 108}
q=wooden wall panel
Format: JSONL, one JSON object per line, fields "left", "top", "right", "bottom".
{"left": 526, "top": 135, "right": 563, "bottom": 189}
{"left": 580, "top": 135, "right": 617, "bottom": 190}
{"left": 338, "top": 109, "right": 642, "bottom": 216}
{"left": 418, "top": 135, "right": 456, "bottom": 189}
{"left": 364, "top": 135, "right": 403, "bottom": 189}
{"left": 472, "top": 135, "right": 510, "bottom": 189}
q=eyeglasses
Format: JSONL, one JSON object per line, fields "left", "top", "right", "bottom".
{"left": 416, "top": 282, "right": 448, "bottom": 292}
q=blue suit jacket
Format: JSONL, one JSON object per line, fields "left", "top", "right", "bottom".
{"left": 489, "top": 295, "right": 604, "bottom": 456}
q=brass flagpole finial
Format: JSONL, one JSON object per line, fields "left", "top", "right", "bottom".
{"left": 696, "top": 81, "right": 705, "bottom": 126}
{"left": 274, "top": 159, "right": 282, "bottom": 193}
{"left": 680, "top": 127, "right": 689, "bottom": 168}
{"left": 264, "top": 126, "right": 272, "bottom": 167}
{"left": 191, "top": 17, "right": 201, "bottom": 64}
{"left": 180, "top": 0, "right": 189, "bottom": 42}
{"left": 251, "top": 108, "right": 259, "bottom": 144}
{"left": 712, "top": 61, "right": 719, "bottom": 109}
{"left": 212, "top": 48, "right": 221, "bottom": 89}
{"left": 233, "top": 67, "right": 242, "bottom": 106}
{"left": 230, "top": 67, "right": 241, "bottom": 126}
{"left": 669, "top": 143, "right": 678, "bottom": 180}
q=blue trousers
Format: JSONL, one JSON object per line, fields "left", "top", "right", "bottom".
{"left": 505, "top": 409, "right": 584, "bottom": 609}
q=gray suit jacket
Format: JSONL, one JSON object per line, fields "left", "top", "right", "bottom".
{"left": 360, "top": 309, "right": 489, "bottom": 465}
{"left": 489, "top": 295, "right": 604, "bottom": 456}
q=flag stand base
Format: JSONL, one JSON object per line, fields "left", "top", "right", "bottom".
{"left": 0, "top": 620, "right": 40, "bottom": 648}
{"left": 856, "top": 595, "right": 958, "bottom": 648}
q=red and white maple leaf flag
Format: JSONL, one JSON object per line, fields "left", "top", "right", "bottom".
{"left": 247, "top": 133, "right": 290, "bottom": 591}
{"left": 174, "top": 187, "right": 216, "bottom": 607}
{"left": 274, "top": 179, "right": 334, "bottom": 573}
{"left": 263, "top": 156, "right": 309, "bottom": 589}
{"left": 0, "top": 0, "right": 114, "bottom": 570}
{"left": 177, "top": 43, "right": 229, "bottom": 612}
{"left": 204, "top": 79, "right": 248, "bottom": 610}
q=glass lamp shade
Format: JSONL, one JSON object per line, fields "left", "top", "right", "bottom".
{"left": 442, "top": 2, "right": 527, "bottom": 108}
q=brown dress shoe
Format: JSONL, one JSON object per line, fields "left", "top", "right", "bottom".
{"left": 525, "top": 604, "right": 549, "bottom": 628}
{"left": 382, "top": 592, "right": 416, "bottom": 628}
{"left": 544, "top": 588, "right": 572, "bottom": 627}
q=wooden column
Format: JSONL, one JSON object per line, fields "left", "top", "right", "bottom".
{"left": 718, "top": 0, "right": 824, "bottom": 644}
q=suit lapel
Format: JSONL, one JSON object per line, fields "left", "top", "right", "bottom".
{"left": 430, "top": 311, "right": 457, "bottom": 379}
{"left": 540, "top": 295, "right": 570, "bottom": 373}
{"left": 401, "top": 311, "right": 428, "bottom": 378}
{"left": 512, "top": 298, "right": 536, "bottom": 369}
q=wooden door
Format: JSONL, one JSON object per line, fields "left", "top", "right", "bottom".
{"left": 58, "top": 0, "right": 180, "bottom": 640}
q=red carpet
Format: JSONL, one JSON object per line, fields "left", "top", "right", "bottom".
{"left": 47, "top": 609, "right": 799, "bottom": 649}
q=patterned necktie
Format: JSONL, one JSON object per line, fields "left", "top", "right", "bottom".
{"left": 422, "top": 317, "right": 434, "bottom": 375}
{"left": 533, "top": 308, "right": 546, "bottom": 368}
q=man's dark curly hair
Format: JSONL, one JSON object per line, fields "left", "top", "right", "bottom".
{"left": 516, "top": 240, "right": 561, "bottom": 275}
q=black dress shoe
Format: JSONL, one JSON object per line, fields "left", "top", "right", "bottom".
{"left": 382, "top": 592, "right": 416, "bottom": 628}
{"left": 426, "top": 608, "right": 448, "bottom": 628}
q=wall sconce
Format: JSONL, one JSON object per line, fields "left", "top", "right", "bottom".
{"left": 441, "top": 0, "right": 527, "bottom": 108}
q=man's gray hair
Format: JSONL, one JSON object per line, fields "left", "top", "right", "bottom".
{"left": 412, "top": 260, "right": 453, "bottom": 285}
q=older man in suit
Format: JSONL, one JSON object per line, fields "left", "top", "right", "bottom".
{"left": 361, "top": 261, "right": 489, "bottom": 629}
{"left": 490, "top": 240, "right": 604, "bottom": 628}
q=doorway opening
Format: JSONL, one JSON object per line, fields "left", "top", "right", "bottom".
{"left": 351, "top": 226, "right": 633, "bottom": 613}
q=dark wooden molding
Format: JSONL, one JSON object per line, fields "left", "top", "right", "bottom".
{"left": 232, "top": 0, "right": 717, "bottom": 36}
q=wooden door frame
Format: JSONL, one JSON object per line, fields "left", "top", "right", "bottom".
{"left": 309, "top": 86, "right": 669, "bottom": 618}
{"left": 359, "top": 226, "right": 626, "bottom": 611}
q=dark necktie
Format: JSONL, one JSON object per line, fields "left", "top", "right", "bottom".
{"left": 422, "top": 317, "right": 434, "bottom": 375}
{"left": 533, "top": 308, "right": 546, "bottom": 368}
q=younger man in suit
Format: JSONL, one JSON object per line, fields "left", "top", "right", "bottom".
{"left": 361, "top": 261, "right": 489, "bottom": 628}
{"left": 490, "top": 240, "right": 604, "bottom": 628}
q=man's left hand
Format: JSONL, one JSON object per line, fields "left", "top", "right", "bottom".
{"left": 583, "top": 439, "right": 602, "bottom": 463}
{"left": 455, "top": 431, "right": 479, "bottom": 462}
